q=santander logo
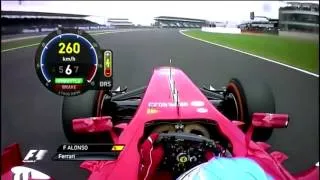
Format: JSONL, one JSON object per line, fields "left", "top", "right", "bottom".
{"left": 10, "top": 166, "right": 51, "bottom": 180}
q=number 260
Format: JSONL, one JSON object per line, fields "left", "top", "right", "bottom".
{"left": 58, "top": 42, "right": 80, "bottom": 54}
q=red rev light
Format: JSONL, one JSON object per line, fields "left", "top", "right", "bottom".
{"left": 104, "top": 68, "right": 112, "bottom": 77}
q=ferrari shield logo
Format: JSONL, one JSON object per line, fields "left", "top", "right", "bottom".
{"left": 147, "top": 108, "right": 159, "bottom": 114}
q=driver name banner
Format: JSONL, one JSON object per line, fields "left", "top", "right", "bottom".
{"left": 52, "top": 144, "right": 124, "bottom": 161}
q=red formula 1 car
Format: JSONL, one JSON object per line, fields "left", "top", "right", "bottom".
{"left": 2, "top": 67, "right": 319, "bottom": 180}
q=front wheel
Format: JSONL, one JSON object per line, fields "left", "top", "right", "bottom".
{"left": 225, "top": 78, "right": 275, "bottom": 141}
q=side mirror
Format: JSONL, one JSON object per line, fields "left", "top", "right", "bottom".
{"left": 252, "top": 113, "right": 289, "bottom": 128}
{"left": 245, "top": 113, "right": 289, "bottom": 147}
{"left": 72, "top": 116, "right": 113, "bottom": 133}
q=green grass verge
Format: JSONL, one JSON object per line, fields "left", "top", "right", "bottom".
{"left": 2, "top": 37, "right": 43, "bottom": 51}
{"left": 184, "top": 30, "right": 319, "bottom": 74}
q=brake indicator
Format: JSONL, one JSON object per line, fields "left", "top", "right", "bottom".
{"left": 104, "top": 50, "right": 112, "bottom": 77}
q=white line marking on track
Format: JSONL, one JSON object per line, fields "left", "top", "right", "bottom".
{"left": 1, "top": 35, "right": 47, "bottom": 43}
{"left": 1, "top": 43, "right": 40, "bottom": 52}
{"left": 1, "top": 29, "right": 147, "bottom": 53}
{"left": 1, "top": 29, "right": 142, "bottom": 43}
{"left": 179, "top": 29, "right": 319, "bottom": 78}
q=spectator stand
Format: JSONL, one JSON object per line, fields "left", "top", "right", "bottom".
{"left": 106, "top": 18, "right": 134, "bottom": 29}
{"left": 279, "top": 2, "right": 319, "bottom": 34}
{"left": 237, "top": 17, "right": 279, "bottom": 35}
{"left": 154, "top": 16, "right": 208, "bottom": 28}
{"left": 1, "top": 11, "right": 105, "bottom": 35}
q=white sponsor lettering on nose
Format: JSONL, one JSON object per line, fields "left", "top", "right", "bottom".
{"left": 197, "top": 108, "right": 208, "bottom": 113}
{"left": 191, "top": 101, "right": 204, "bottom": 107}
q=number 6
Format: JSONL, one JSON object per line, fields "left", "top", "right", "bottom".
{"left": 66, "top": 43, "right": 73, "bottom": 54}
{"left": 65, "top": 65, "right": 72, "bottom": 75}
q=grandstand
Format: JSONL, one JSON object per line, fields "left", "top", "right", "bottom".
{"left": 106, "top": 18, "right": 134, "bottom": 28}
{"left": 1, "top": 11, "right": 105, "bottom": 35}
{"left": 278, "top": 2, "right": 319, "bottom": 33}
{"left": 154, "top": 16, "right": 208, "bottom": 28}
{"left": 237, "top": 17, "right": 279, "bottom": 34}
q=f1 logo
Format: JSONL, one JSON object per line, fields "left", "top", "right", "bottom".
{"left": 11, "top": 166, "right": 51, "bottom": 180}
{"left": 23, "top": 150, "right": 48, "bottom": 163}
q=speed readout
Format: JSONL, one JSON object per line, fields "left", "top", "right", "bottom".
{"left": 35, "top": 28, "right": 101, "bottom": 96}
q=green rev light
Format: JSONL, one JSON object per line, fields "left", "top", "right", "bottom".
{"left": 54, "top": 78, "right": 84, "bottom": 84}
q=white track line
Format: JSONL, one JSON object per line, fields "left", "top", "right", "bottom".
{"left": 1, "top": 29, "right": 150, "bottom": 43}
{"left": 1, "top": 30, "right": 143, "bottom": 53}
{"left": 179, "top": 29, "right": 319, "bottom": 78}
{"left": 1, "top": 35, "right": 47, "bottom": 43}
{"left": 1, "top": 31, "right": 116, "bottom": 43}
{"left": 1, "top": 31, "right": 114, "bottom": 43}
{"left": 1, "top": 43, "right": 40, "bottom": 52}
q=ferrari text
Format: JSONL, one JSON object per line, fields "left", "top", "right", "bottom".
{"left": 58, "top": 153, "right": 76, "bottom": 159}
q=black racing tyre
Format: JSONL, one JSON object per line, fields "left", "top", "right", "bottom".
{"left": 226, "top": 78, "right": 275, "bottom": 141}
{"left": 62, "top": 90, "right": 112, "bottom": 143}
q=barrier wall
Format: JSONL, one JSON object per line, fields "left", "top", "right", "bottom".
{"left": 201, "top": 27, "right": 241, "bottom": 34}
{"left": 241, "top": 29, "right": 278, "bottom": 35}
{"left": 2, "top": 26, "right": 119, "bottom": 35}
{"left": 279, "top": 31, "right": 319, "bottom": 41}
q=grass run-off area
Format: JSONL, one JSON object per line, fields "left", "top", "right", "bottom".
{"left": 184, "top": 30, "right": 319, "bottom": 74}
{"left": 1, "top": 37, "right": 43, "bottom": 51}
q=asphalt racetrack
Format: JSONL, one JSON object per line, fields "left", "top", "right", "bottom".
{"left": 1, "top": 29, "right": 319, "bottom": 179}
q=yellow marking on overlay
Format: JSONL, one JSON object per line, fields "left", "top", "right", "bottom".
{"left": 112, "top": 145, "right": 125, "bottom": 151}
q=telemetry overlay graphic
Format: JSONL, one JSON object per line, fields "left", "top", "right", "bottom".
{"left": 35, "top": 28, "right": 113, "bottom": 96}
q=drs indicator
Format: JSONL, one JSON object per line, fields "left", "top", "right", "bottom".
{"left": 104, "top": 51, "right": 112, "bottom": 78}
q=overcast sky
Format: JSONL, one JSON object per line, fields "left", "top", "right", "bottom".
{"left": 1, "top": 1, "right": 319, "bottom": 25}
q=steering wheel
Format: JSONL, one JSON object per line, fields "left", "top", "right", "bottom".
{"left": 155, "top": 132, "right": 232, "bottom": 178}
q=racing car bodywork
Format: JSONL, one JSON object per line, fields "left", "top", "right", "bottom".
{"left": 1, "top": 67, "right": 318, "bottom": 180}
{"left": 67, "top": 67, "right": 318, "bottom": 180}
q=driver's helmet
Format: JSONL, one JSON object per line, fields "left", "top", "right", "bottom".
{"left": 177, "top": 157, "right": 274, "bottom": 180}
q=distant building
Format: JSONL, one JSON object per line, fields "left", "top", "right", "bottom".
{"left": 106, "top": 18, "right": 134, "bottom": 28}
{"left": 214, "top": 22, "right": 228, "bottom": 27}
{"left": 279, "top": 2, "right": 319, "bottom": 33}
{"left": 237, "top": 17, "right": 279, "bottom": 34}
{"left": 154, "top": 16, "right": 208, "bottom": 28}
